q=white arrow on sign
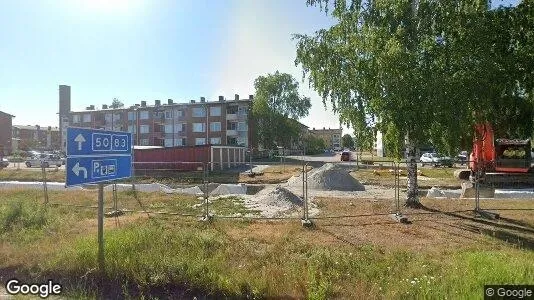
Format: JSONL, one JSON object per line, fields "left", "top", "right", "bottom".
{"left": 74, "top": 134, "right": 86, "bottom": 151}
{"left": 72, "top": 162, "right": 88, "bottom": 179}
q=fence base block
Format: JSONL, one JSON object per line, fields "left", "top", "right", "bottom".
{"left": 474, "top": 209, "right": 500, "bottom": 220}
{"left": 199, "top": 215, "right": 214, "bottom": 222}
{"left": 301, "top": 219, "right": 314, "bottom": 228}
{"left": 390, "top": 213, "right": 409, "bottom": 224}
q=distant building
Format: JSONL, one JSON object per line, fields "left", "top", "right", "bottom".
{"left": 59, "top": 86, "right": 253, "bottom": 150}
{"left": 12, "top": 125, "right": 61, "bottom": 152}
{"left": 0, "top": 110, "right": 15, "bottom": 155}
{"left": 310, "top": 127, "right": 342, "bottom": 149}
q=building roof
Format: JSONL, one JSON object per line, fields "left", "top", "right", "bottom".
{"left": 0, "top": 110, "right": 15, "bottom": 118}
{"left": 13, "top": 125, "right": 60, "bottom": 131}
{"left": 70, "top": 96, "right": 253, "bottom": 113}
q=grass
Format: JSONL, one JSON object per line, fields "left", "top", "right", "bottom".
{"left": 352, "top": 167, "right": 462, "bottom": 188}
{"left": 1, "top": 190, "right": 534, "bottom": 299}
{"left": 0, "top": 168, "right": 65, "bottom": 182}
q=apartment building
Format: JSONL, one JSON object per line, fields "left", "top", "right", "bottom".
{"left": 0, "top": 110, "right": 14, "bottom": 155}
{"left": 310, "top": 127, "right": 342, "bottom": 149}
{"left": 12, "top": 125, "right": 60, "bottom": 151}
{"left": 64, "top": 94, "right": 252, "bottom": 150}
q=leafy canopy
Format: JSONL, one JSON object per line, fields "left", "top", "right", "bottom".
{"left": 252, "top": 71, "right": 311, "bottom": 149}
{"left": 294, "top": 0, "right": 534, "bottom": 158}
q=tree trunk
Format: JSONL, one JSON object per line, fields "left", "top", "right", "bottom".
{"left": 405, "top": 136, "right": 420, "bottom": 208}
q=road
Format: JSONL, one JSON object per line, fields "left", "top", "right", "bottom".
{"left": 2, "top": 162, "right": 65, "bottom": 171}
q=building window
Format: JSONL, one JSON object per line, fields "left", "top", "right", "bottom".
{"left": 195, "top": 138, "right": 206, "bottom": 145}
{"left": 128, "top": 111, "right": 136, "bottom": 121}
{"left": 128, "top": 125, "right": 136, "bottom": 133}
{"left": 210, "top": 122, "right": 221, "bottom": 132}
{"left": 192, "top": 107, "right": 206, "bottom": 117}
{"left": 237, "top": 122, "right": 247, "bottom": 131}
{"left": 175, "top": 123, "right": 186, "bottom": 132}
{"left": 238, "top": 106, "right": 248, "bottom": 116}
{"left": 174, "top": 109, "right": 183, "bottom": 117}
{"left": 140, "top": 111, "right": 149, "bottom": 120}
{"left": 113, "top": 113, "right": 121, "bottom": 121}
{"left": 174, "top": 138, "right": 186, "bottom": 146}
{"left": 227, "top": 121, "right": 237, "bottom": 130}
{"left": 165, "top": 110, "right": 173, "bottom": 119}
{"left": 164, "top": 125, "right": 173, "bottom": 133}
{"left": 164, "top": 139, "right": 173, "bottom": 147}
{"left": 140, "top": 139, "right": 150, "bottom": 146}
{"left": 227, "top": 106, "right": 238, "bottom": 114}
{"left": 140, "top": 125, "right": 150, "bottom": 134}
{"left": 193, "top": 123, "right": 205, "bottom": 132}
{"left": 237, "top": 137, "right": 247, "bottom": 146}
{"left": 105, "top": 113, "right": 112, "bottom": 122}
{"left": 72, "top": 115, "right": 81, "bottom": 123}
{"left": 210, "top": 137, "right": 221, "bottom": 145}
{"left": 210, "top": 106, "right": 221, "bottom": 116}
{"left": 227, "top": 137, "right": 237, "bottom": 145}
{"left": 83, "top": 114, "right": 91, "bottom": 123}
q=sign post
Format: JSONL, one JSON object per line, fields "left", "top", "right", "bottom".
{"left": 66, "top": 127, "right": 132, "bottom": 279}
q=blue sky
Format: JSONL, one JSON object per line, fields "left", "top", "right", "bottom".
{"left": 0, "top": 0, "right": 520, "bottom": 132}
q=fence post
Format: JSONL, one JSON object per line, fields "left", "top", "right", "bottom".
{"left": 390, "top": 161, "right": 408, "bottom": 223}
{"left": 201, "top": 162, "right": 212, "bottom": 222}
{"left": 41, "top": 164, "right": 49, "bottom": 204}
{"left": 301, "top": 162, "right": 313, "bottom": 227}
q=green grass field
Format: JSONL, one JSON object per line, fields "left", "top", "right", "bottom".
{"left": 1, "top": 189, "right": 533, "bottom": 299}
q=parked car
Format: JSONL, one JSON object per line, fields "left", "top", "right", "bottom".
{"left": 0, "top": 157, "right": 9, "bottom": 168}
{"left": 25, "top": 153, "right": 63, "bottom": 168}
{"left": 420, "top": 152, "right": 454, "bottom": 167}
{"left": 456, "top": 151, "right": 468, "bottom": 165}
{"left": 341, "top": 151, "right": 351, "bottom": 161}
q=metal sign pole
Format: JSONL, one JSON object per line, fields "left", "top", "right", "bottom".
{"left": 98, "top": 183, "right": 105, "bottom": 276}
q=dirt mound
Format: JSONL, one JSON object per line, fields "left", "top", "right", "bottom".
{"left": 299, "top": 163, "right": 365, "bottom": 191}
{"left": 244, "top": 186, "right": 304, "bottom": 217}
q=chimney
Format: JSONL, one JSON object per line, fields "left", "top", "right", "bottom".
{"left": 168, "top": 99, "right": 173, "bottom": 105}
{"left": 48, "top": 126, "right": 51, "bottom": 131}
{"left": 141, "top": 101, "right": 146, "bottom": 107}
{"left": 249, "top": 95, "right": 254, "bottom": 100}
{"left": 235, "top": 94, "right": 239, "bottom": 100}
{"left": 36, "top": 125, "right": 40, "bottom": 130}
{"left": 323, "top": 127, "right": 325, "bottom": 130}
{"left": 86, "top": 105, "right": 95, "bottom": 110}
{"left": 218, "top": 96, "right": 224, "bottom": 102}
{"left": 200, "top": 97, "right": 206, "bottom": 103}
{"left": 155, "top": 100, "right": 161, "bottom": 106}
{"left": 102, "top": 104, "right": 108, "bottom": 109}
{"left": 190, "top": 100, "right": 196, "bottom": 103}
{"left": 135, "top": 104, "right": 140, "bottom": 107}
{"left": 313, "top": 127, "right": 315, "bottom": 130}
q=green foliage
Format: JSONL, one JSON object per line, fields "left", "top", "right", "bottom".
{"left": 110, "top": 98, "right": 124, "bottom": 109}
{"left": 341, "top": 134, "right": 354, "bottom": 149}
{"left": 305, "top": 134, "right": 327, "bottom": 154}
{"left": 252, "top": 71, "right": 311, "bottom": 149}
{"left": 294, "top": 0, "right": 534, "bottom": 156}
{"left": 0, "top": 199, "right": 49, "bottom": 234}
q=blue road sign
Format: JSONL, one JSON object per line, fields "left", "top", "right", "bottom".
{"left": 67, "top": 127, "right": 131, "bottom": 156}
{"left": 66, "top": 127, "right": 132, "bottom": 187}
{"left": 66, "top": 156, "right": 132, "bottom": 186}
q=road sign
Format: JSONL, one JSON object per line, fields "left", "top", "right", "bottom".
{"left": 66, "top": 155, "right": 132, "bottom": 186}
{"left": 66, "top": 127, "right": 132, "bottom": 187}
{"left": 67, "top": 127, "right": 131, "bottom": 156}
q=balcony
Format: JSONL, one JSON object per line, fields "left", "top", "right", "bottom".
{"left": 226, "top": 130, "right": 238, "bottom": 136}
{"left": 226, "top": 114, "right": 237, "bottom": 121}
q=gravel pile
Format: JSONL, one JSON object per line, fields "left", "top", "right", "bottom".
{"left": 244, "top": 186, "right": 304, "bottom": 217}
{"left": 295, "top": 163, "right": 365, "bottom": 191}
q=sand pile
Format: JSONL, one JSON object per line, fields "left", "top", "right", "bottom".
{"left": 295, "top": 163, "right": 365, "bottom": 191}
{"left": 244, "top": 186, "right": 304, "bottom": 217}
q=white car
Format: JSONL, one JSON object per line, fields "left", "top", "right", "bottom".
{"left": 25, "top": 153, "right": 63, "bottom": 168}
{"left": 420, "top": 152, "right": 454, "bottom": 167}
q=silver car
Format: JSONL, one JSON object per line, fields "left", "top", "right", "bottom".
{"left": 25, "top": 153, "right": 63, "bottom": 168}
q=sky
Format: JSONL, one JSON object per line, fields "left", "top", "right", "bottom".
{"left": 0, "top": 0, "right": 520, "bottom": 133}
